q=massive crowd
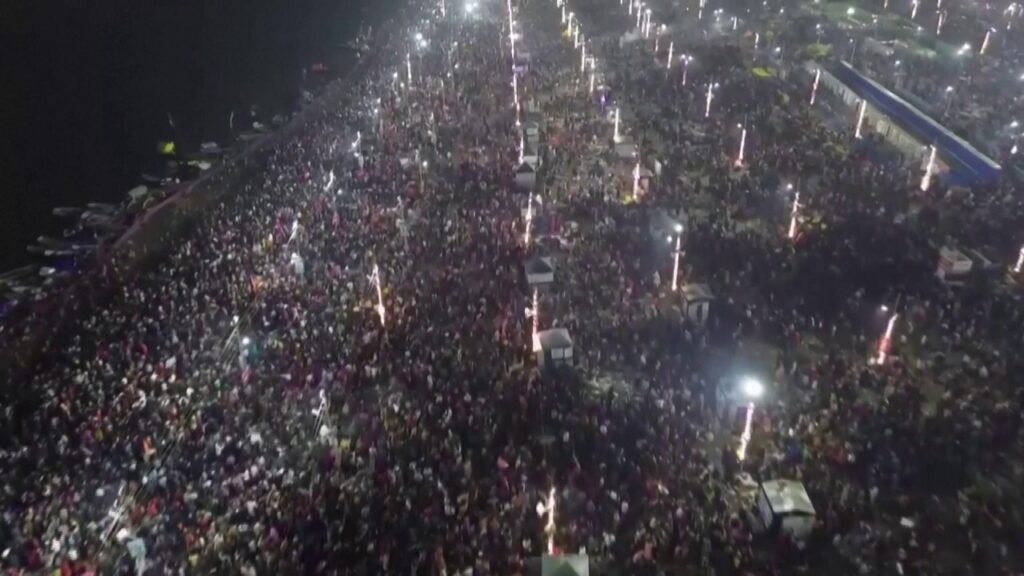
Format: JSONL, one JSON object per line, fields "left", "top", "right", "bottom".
{"left": 2, "top": 0, "right": 1024, "bottom": 574}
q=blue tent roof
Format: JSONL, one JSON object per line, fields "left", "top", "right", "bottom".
{"left": 830, "top": 61, "right": 1000, "bottom": 187}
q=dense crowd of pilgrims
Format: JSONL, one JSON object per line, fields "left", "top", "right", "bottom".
{"left": 2, "top": 0, "right": 1024, "bottom": 574}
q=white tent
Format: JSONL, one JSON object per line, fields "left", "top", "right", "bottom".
{"left": 515, "top": 162, "right": 537, "bottom": 190}
{"left": 936, "top": 246, "right": 972, "bottom": 284}
{"left": 756, "top": 479, "right": 816, "bottom": 540}
{"left": 680, "top": 283, "right": 714, "bottom": 326}
{"left": 541, "top": 554, "right": 588, "bottom": 576}
{"left": 525, "top": 257, "right": 556, "bottom": 287}
{"left": 533, "top": 328, "right": 574, "bottom": 368}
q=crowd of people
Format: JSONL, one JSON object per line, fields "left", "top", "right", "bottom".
{"left": 2, "top": 0, "right": 1024, "bottom": 574}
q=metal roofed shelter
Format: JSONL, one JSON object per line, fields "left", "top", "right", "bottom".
{"left": 680, "top": 283, "right": 714, "bottom": 326}
{"left": 515, "top": 162, "right": 537, "bottom": 190}
{"left": 540, "top": 554, "right": 589, "bottom": 576}
{"left": 829, "top": 61, "right": 1000, "bottom": 187}
{"left": 532, "top": 327, "right": 574, "bottom": 369}
{"left": 524, "top": 256, "right": 555, "bottom": 287}
{"left": 756, "top": 479, "right": 817, "bottom": 540}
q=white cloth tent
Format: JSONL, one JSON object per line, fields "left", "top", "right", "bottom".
{"left": 756, "top": 479, "right": 816, "bottom": 540}
{"left": 541, "top": 554, "right": 589, "bottom": 576}
{"left": 533, "top": 328, "right": 574, "bottom": 368}
{"left": 515, "top": 162, "right": 537, "bottom": 190}
{"left": 680, "top": 283, "right": 714, "bottom": 326}
{"left": 524, "top": 257, "right": 555, "bottom": 287}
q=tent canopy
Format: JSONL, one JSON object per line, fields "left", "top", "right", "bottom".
{"left": 541, "top": 554, "right": 589, "bottom": 576}
{"left": 524, "top": 256, "right": 555, "bottom": 277}
{"left": 533, "top": 327, "right": 573, "bottom": 352}
{"left": 681, "top": 283, "right": 714, "bottom": 303}
{"left": 761, "top": 479, "right": 815, "bottom": 516}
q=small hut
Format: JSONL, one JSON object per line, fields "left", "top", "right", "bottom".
{"left": 614, "top": 135, "right": 636, "bottom": 159}
{"left": 681, "top": 283, "right": 714, "bottom": 326}
{"left": 524, "top": 257, "right": 555, "bottom": 288}
{"left": 532, "top": 328, "right": 574, "bottom": 369}
{"left": 540, "top": 554, "right": 588, "bottom": 576}
{"left": 756, "top": 479, "right": 816, "bottom": 540}
{"left": 515, "top": 162, "right": 537, "bottom": 190}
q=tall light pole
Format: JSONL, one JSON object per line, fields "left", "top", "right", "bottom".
{"left": 524, "top": 192, "right": 534, "bottom": 246}
{"left": 736, "top": 377, "right": 764, "bottom": 462}
{"left": 671, "top": 224, "right": 683, "bottom": 291}
{"left": 633, "top": 158, "right": 642, "bottom": 200}
{"left": 981, "top": 28, "right": 993, "bottom": 54}
{"left": 875, "top": 313, "right": 898, "bottom": 365}
{"left": 370, "top": 263, "right": 386, "bottom": 328}
{"left": 705, "top": 82, "right": 714, "bottom": 117}
{"left": 920, "top": 145, "right": 937, "bottom": 191}
{"left": 854, "top": 98, "right": 867, "bottom": 139}
{"left": 1014, "top": 245, "right": 1024, "bottom": 274}
{"left": 734, "top": 124, "right": 747, "bottom": 167}
{"left": 537, "top": 487, "right": 558, "bottom": 555}
{"left": 667, "top": 41, "right": 674, "bottom": 69}
{"left": 787, "top": 190, "right": 801, "bottom": 240}
{"left": 613, "top": 107, "right": 621, "bottom": 142}
{"left": 682, "top": 55, "right": 691, "bottom": 86}
{"left": 525, "top": 288, "right": 540, "bottom": 338}
{"left": 810, "top": 68, "right": 821, "bottom": 106}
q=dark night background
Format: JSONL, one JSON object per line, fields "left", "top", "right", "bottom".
{"left": 0, "top": 0, "right": 388, "bottom": 272}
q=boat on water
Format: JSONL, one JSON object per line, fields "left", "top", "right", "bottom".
{"left": 0, "top": 265, "right": 36, "bottom": 286}
{"left": 52, "top": 206, "right": 84, "bottom": 219}
{"left": 26, "top": 245, "right": 75, "bottom": 258}
{"left": 342, "top": 25, "right": 373, "bottom": 52}
{"left": 85, "top": 203, "right": 121, "bottom": 214}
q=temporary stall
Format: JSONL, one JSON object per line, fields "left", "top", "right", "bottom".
{"left": 533, "top": 328, "right": 574, "bottom": 369}
{"left": 523, "top": 143, "right": 541, "bottom": 168}
{"left": 635, "top": 165, "right": 654, "bottom": 195}
{"left": 525, "top": 120, "right": 541, "bottom": 141}
{"left": 524, "top": 257, "right": 555, "bottom": 287}
{"left": 540, "top": 554, "right": 588, "bottom": 576}
{"left": 515, "top": 162, "right": 538, "bottom": 190}
{"left": 936, "top": 246, "right": 972, "bottom": 284}
{"left": 756, "top": 479, "right": 816, "bottom": 540}
{"left": 680, "top": 283, "right": 714, "bottom": 326}
{"left": 614, "top": 136, "right": 636, "bottom": 159}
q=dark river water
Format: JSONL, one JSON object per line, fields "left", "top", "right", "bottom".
{"left": 1, "top": 0, "right": 391, "bottom": 271}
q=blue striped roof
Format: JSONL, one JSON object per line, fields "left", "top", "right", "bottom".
{"left": 830, "top": 61, "right": 1001, "bottom": 186}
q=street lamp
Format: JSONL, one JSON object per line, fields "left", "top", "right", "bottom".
{"left": 705, "top": 82, "right": 716, "bottom": 118}
{"left": 734, "top": 123, "right": 748, "bottom": 167}
{"left": 671, "top": 224, "right": 683, "bottom": 291}
{"left": 737, "top": 376, "right": 764, "bottom": 462}
{"left": 874, "top": 312, "right": 898, "bottom": 365}
{"left": 854, "top": 98, "right": 867, "bottom": 139}
{"left": 810, "top": 68, "right": 821, "bottom": 105}
{"left": 920, "top": 145, "right": 937, "bottom": 190}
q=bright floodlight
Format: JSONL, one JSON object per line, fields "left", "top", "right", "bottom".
{"left": 847, "top": 7, "right": 855, "bottom": 14}
{"left": 241, "top": 337, "right": 252, "bottom": 347}
{"left": 740, "top": 376, "right": 764, "bottom": 399}
{"left": 674, "top": 223, "right": 683, "bottom": 232}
